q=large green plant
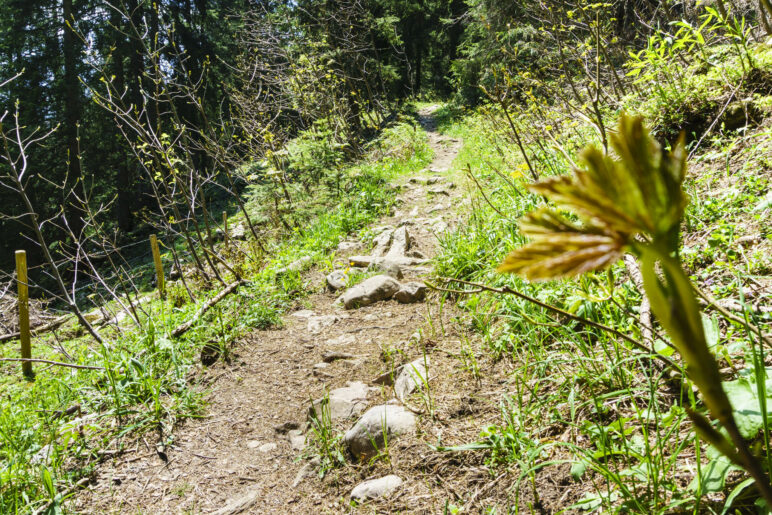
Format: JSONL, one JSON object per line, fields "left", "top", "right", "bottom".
{"left": 498, "top": 114, "right": 772, "bottom": 505}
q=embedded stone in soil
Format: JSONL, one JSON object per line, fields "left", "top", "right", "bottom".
{"left": 394, "top": 282, "right": 427, "bottom": 304}
{"left": 326, "top": 270, "right": 347, "bottom": 291}
{"left": 343, "top": 404, "right": 417, "bottom": 460}
{"left": 350, "top": 475, "right": 404, "bottom": 502}
{"left": 366, "top": 258, "right": 403, "bottom": 279}
{"left": 309, "top": 381, "right": 372, "bottom": 422}
{"left": 394, "top": 357, "right": 430, "bottom": 401}
{"left": 342, "top": 275, "right": 401, "bottom": 309}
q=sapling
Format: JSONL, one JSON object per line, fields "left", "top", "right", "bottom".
{"left": 498, "top": 114, "right": 772, "bottom": 504}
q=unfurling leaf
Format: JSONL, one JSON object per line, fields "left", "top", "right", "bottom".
{"left": 497, "top": 209, "right": 625, "bottom": 280}
{"left": 499, "top": 114, "right": 688, "bottom": 280}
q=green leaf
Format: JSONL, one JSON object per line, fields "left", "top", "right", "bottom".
{"left": 41, "top": 467, "right": 56, "bottom": 498}
{"left": 688, "top": 454, "right": 738, "bottom": 493}
{"left": 702, "top": 314, "right": 720, "bottom": 350}
{"left": 722, "top": 477, "right": 755, "bottom": 514}
{"left": 723, "top": 368, "right": 772, "bottom": 439}
{"left": 570, "top": 460, "right": 587, "bottom": 481}
{"left": 570, "top": 490, "right": 619, "bottom": 511}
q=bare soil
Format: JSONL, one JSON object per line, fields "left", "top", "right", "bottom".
{"left": 73, "top": 107, "right": 586, "bottom": 514}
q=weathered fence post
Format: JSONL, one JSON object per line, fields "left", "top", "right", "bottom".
{"left": 149, "top": 234, "right": 165, "bottom": 299}
{"left": 222, "top": 211, "right": 229, "bottom": 247}
{"left": 15, "top": 250, "right": 33, "bottom": 378}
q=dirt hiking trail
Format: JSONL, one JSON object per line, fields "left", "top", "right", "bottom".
{"left": 74, "top": 106, "right": 523, "bottom": 514}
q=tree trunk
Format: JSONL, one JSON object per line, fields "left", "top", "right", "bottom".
{"left": 761, "top": 0, "right": 772, "bottom": 34}
{"left": 414, "top": 41, "right": 422, "bottom": 95}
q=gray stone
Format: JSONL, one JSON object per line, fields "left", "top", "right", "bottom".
{"left": 372, "top": 225, "right": 394, "bottom": 234}
{"left": 372, "top": 229, "right": 394, "bottom": 257}
{"left": 394, "top": 357, "right": 430, "bottom": 401}
{"left": 351, "top": 475, "right": 404, "bottom": 502}
{"left": 30, "top": 444, "right": 53, "bottom": 466}
{"left": 343, "top": 405, "right": 416, "bottom": 459}
{"left": 428, "top": 186, "right": 451, "bottom": 196}
{"left": 427, "top": 203, "right": 445, "bottom": 214}
{"left": 258, "top": 442, "right": 277, "bottom": 453}
{"left": 106, "top": 310, "right": 129, "bottom": 326}
{"left": 230, "top": 223, "right": 247, "bottom": 241}
{"left": 212, "top": 488, "right": 261, "bottom": 515}
{"left": 386, "top": 226, "right": 411, "bottom": 258}
{"left": 291, "top": 309, "right": 315, "bottom": 318}
{"left": 348, "top": 255, "right": 429, "bottom": 267}
{"left": 432, "top": 221, "right": 449, "bottom": 234}
{"left": 407, "top": 249, "right": 426, "bottom": 259}
{"left": 394, "top": 282, "right": 427, "bottom": 304}
{"left": 342, "top": 275, "right": 401, "bottom": 309}
{"left": 367, "top": 259, "right": 403, "bottom": 280}
{"left": 309, "top": 381, "right": 371, "bottom": 422}
{"left": 278, "top": 255, "right": 312, "bottom": 274}
{"left": 307, "top": 314, "right": 342, "bottom": 334}
{"left": 326, "top": 270, "right": 348, "bottom": 291}
{"left": 323, "top": 351, "right": 355, "bottom": 363}
{"left": 338, "top": 241, "right": 359, "bottom": 252}
{"left": 288, "top": 430, "right": 306, "bottom": 452}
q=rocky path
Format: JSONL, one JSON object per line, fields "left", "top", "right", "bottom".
{"left": 76, "top": 106, "right": 479, "bottom": 514}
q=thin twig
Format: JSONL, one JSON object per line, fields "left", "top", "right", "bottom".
{"left": 0, "top": 314, "right": 72, "bottom": 344}
{"left": 465, "top": 165, "right": 507, "bottom": 218}
{"left": 0, "top": 358, "right": 103, "bottom": 370}
{"left": 171, "top": 279, "right": 245, "bottom": 337}
{"left": 694, "top": 285, "right": 772, "bottom": 347}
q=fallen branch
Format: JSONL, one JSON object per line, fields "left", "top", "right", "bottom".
{"left": 0, "top": 358, "right": 104, "bottom": 371}
{"left": 623, "top": 254, "right": 652, "bottom": 346}
{"left": 429, "top": 276, "right": 680, "bottom": 371}
{"left": 171, "top": 279, "right": 245, "bottom": 337}
{"left": 0, "top": 314, "right": 71, "bottom": 344}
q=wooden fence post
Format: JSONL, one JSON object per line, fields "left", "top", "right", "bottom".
{"left": 149, "top": 234, "right": 165, "bottom": 299}
{"left": 15, "top": 250, "right": 33, "bottom": 378}
{"left": 222, "top": 211, "right": 229, "bottom": 247}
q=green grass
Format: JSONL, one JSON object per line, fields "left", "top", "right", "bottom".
{"left": 430, "top": 87, "right": 771, "bottom": 512}
{"left": 0, "top": 117, "right": 430, "bottom": 513}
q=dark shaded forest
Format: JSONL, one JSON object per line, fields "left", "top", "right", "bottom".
{"left": 0, "top": 0, "right": 469, "bottom": 275}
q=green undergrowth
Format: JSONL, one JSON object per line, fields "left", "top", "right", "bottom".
{"left": 624, "top": 36, "right": 772, "bottom": 143}
{"left": 0, "top": 117, "right": 430, "bottom": 513}
{"left": 431, "top": 96, "right": 771, "bottom": 511}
